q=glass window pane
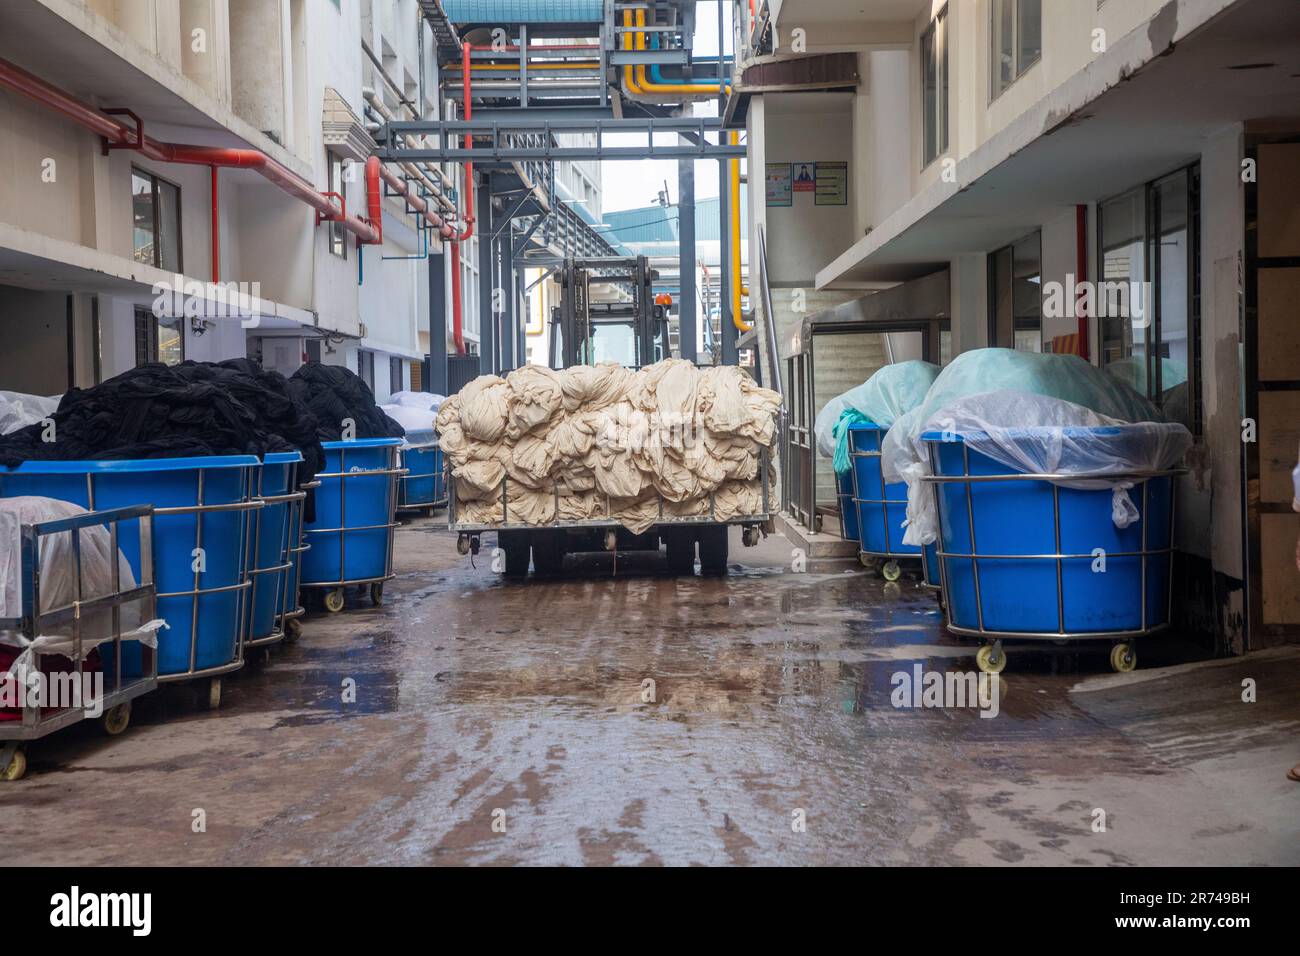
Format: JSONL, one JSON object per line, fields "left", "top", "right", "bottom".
{"left": 993, "top": 0, "right": 1014, "bottom": 96}
{"left": 921, "top": 23, "right": 937, "bottom": 164}
{"left": 1156, "top": 171, "right": 1191, "bottom": 426}
{"left": 939, "top": 12, "right": 948, "bottom": 153}
{"left": 157, "top": 179, "right": 181, "bottom": 273}
{"left": 157, "top": 315, "right": 184, "bottom": 366}
{"left": 132, "top": 172, "right": 156, "bottom": 265}
{"left": 1017, "top": 0, "right": 1042, "bottom": 75}
{"left": 1099, "top": 188, "right": 1147, "bottom": 386}
{"left": 1012, "top": 233, "right": 1042, "bottom": 352}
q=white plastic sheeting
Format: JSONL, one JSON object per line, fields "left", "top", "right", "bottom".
{"left": 812, "top": 361, "right": 940, "bottom": 458}
{"left": 389, "top": 390, "right": 446, "bottom": 412}
{"left": 0, "top": 391, "right": 60, "bottom": 436}
{"left": 379, "top": 404, "right": 438, "bottom": 446}
{"left": 886, "top": 391, "right": 1192, "bottom": 546}
{"left": 0, "top": 497, "right": 164, "bottom": 689}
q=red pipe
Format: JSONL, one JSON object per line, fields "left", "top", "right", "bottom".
{"left": 1075, "top": 203, "right": 1090, "bottom": 361}
{"left": 363, "top": 156, "right": 383, "bottom": 245}
{"left": 210, "top": 165, "right": 219, "bottom": 281}
{"left": 376, "top": 163, "right": 455, "bottom": 239}
{"left": 0, "top": 55, "right": 380, "bottom": 244}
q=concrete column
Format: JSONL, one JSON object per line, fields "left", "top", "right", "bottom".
{"left": 949, "top": 253, "right": 988, "bottom": 356}
{"left": 677, "top": 155, "right": 697, "bottom": 362}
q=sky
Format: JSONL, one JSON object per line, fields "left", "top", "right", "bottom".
{"left": 598, "top": 0, "right": 733, "bottom": 215}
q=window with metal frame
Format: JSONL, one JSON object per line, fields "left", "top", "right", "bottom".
{"left": 327, "top": 153, "right": 348, "bottom": 259}
{"left": 987, "top": 231, "right": 1043, "bottom": 352}
{"left": 358, "top": 349, "right": 375, "bottom": 390}
{"left": 390, "top": 355, "right": 403, "bottom": 394}
{"left": 1098, "top": 164, "right": 1202, "bottom": 435}
{"left": 133, "top": 307, "right": 184, "bottom": 367}
{"left": 131, "top": 167, "right": 182, "bottom": 271}
{"left": 921, "top": 6, "right": 949, "bottom": 168}
{"left": 991, "top": 0, "right": 1042, "bottom": 100}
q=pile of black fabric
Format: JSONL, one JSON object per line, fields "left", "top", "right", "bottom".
{"left": 0, "top": 361, "right": 326, "bottom": 490}
{"left": 287, "top": 362, "right": 405, "bottom": 441}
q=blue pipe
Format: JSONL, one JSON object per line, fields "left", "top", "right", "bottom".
{"left": 649, "top": 33, "right": 728, "bottom": 87}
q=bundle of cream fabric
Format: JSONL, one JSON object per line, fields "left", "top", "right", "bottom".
{"left": 436, "top": 359, "right": 781, "bottom": 534}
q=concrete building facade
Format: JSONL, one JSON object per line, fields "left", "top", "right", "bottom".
{"left": 743, "top": 0, "right": 1300, "bottom": 652}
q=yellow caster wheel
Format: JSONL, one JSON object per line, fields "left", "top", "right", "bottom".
{"left": 976, "top": 643, "right": 1007, "bottom": 675}
{"left": 100, "top": 702, "right": 131, "bottom": 736}
{"left": 1110, "top": 643, "right": 1137, "bottom": 673}
{"left": 369, "top": 582, "right": 384, "bottom": 606}
{"left": 207, "top": 678, "right": 222, "bottom": 711}
{"left": 284, "top": 618, "right": 303, "bottom": 643}
{"left": 324, "top": 589, "right": 346, "bottom": 613}
{"left": 858, "top": 554, "right": 876, "bottom": 570}
{"left": 2, "top": 747, "right": 27, "bottom": 782}
{"left": 881, "top": 560, "right": 902, "bottom": 582}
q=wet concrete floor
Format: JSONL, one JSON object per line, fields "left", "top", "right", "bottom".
{"left": 3, "top": 516, "right": 1298, "bottom": 865}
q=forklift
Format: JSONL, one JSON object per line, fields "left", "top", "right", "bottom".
{"left": 547, "top": 256, "right": 671, "bottom": 371}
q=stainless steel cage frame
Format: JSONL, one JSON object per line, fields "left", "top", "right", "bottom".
{"left": 301, "top": 444, "right": 406, "bottom": 597}
{"left": 246, "top": 459, "right": 307, "bottom": 650}
{"left": 277, "top": 478, "right": 318, "bottom": 636}
{"left": 447, "top": 448, "right": 775, "bottom": 534}
{"left": 922, "top": 439, "right": 1181, "bottom": 645}
{"left": 849, "top": 435, "right": 924, "bottom": 577}
{"left": 78, "top": 465, "right": 262, "bottom": 689}
{"left": 0, "top": 505, "right": 159, "bottom": 778}
{"left": 396, "top": 441, "right": 448, "bottom": 513}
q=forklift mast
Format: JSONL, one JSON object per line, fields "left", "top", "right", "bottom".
{"left": 548, "top": 256, "right": 671, "bottom": 370}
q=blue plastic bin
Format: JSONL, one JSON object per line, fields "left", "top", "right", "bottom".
{"left": 397, "top": 441, "right": 446, "bottom": 511}
{"left": 836, "top": 470, "right": 858, "bottom": 542}
{"left": 245, "top": 451, "right": 305, "bottom": 647}
{"left": 922, "top": 429, "right": 1174, "bottom": 637}
{"left": 922, "top": 541, "right": 940, "bottom": 590}
{"left": 301, "top": 439, "right": 402, "bottom": 603}
{"left": 0, "top": 456, "right": 260, "bottom": 680}
{"left": 849, "top": 423, "right": 921, "bottom": 561}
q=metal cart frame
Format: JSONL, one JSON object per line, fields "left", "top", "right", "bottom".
{"left": 396, "top": 441, "right": 448, "bottom": 515}
{"left": 923, "top": 438, "right": 1181, "bottom": 673}
{"left": 0, "top": 505, "right": 160, "bottom": 781}
{"left": 246, "top": 459, "right": 307, "bottom": 651}
{"left": 276, "top": 478, "right": 318, "bottom": 642}
{"left": 301, "top": 444, "right": 406, "bottom": 612}
{"left": 80, "top": 465, "right": 262, "bottom": 709}
{"left": 849, "top": 432, "right": 923, "bottom": 582}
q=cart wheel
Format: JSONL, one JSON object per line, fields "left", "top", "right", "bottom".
{"left": 206, "top": 678, "right": 222, "bottom": 711}
{"left": 1110, "top": 642, "right": 1137, "bottom": 673}
{"left": 284, "top": 618, "right": 303, "bottom": 643}
{"left": 370, "top": 582, "right": 385, "bottom": 606}
{"left": 976, "top": 643, "right": 1007, "bottom": 675}
{"left": 858, "top": 554, "right": 876, "bottom": 570}
{"left": 2, "top": 747, "right": 27, "bottom": 782}
{"left": 881, "top": 560, "right": 902, "bottom": 582}
{"left": 324, "top": 588, "right": 346, "bottom": 613}
{"left": 100, "top": 702, "right": 131, "bottom": 736}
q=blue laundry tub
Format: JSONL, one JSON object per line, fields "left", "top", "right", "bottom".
{"left": 922, "top": 429, "right": 1174, "bottom": 636}
{"left": 922, "top": 541, "right": 941, "bottom": 590}
{"left": 245, "top": 451, "right": 304, "bottom": 646}
{"left": 849, "top": 423, "right": 921, "bottom": 560}
{"left": 0, "top": 456, "right": 259, "bottom": 679}
{"left": 397, "top": 442, "right": 446, "bottom": 511}
{"left": 301, "top": 439, "right": 402, "bottom": 600}
{"left": 836, "top": 470, "right": 858, "bottom": 542}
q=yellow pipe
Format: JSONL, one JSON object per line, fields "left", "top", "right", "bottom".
{"left": 450, "top": 62, "right": 602, "bottom": 71}
{"left": 729, "top": 130, "right": 751, "bottom": 333}
{"left": 622, "top": 10, "right": 644, "bottom": 93}
{"left": 621, "top": 8, "right": 728, "bottom": 96}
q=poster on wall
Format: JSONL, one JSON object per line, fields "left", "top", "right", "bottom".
{"left": 765, "top": 163, "right": 793, "bottom": 206}
{"left": 815, "top": 162, "right": 848, "bottom": 205}
{"left": 793, "top": 162, "right": 816, "bottom": 192}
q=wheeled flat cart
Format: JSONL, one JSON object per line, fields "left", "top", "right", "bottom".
{"left": 300, "top": 439, "right": 405, "bottom": 612}
{"left": 0, "top": 505, "right": 160, "bottom": 781}
{"left": 922, "top": 430, "right": 1179, "bottom": 674}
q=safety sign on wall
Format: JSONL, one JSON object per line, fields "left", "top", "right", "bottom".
{"left": 815, "top": 162, "right": 848, "bottom": 205}
{"left": 793, "top": 162, "right": 816, "bottom": 192}
{"left": 765, "top": 163, "right": 792, "bottom": 206}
